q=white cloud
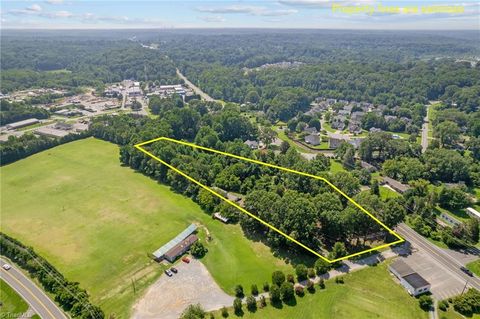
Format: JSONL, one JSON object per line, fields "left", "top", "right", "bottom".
{"left": 51, "top": 10, "right": 72, "bottom": 18}
{"left": 198, "top": 15, "right": 226, "bottom": 23}
{"left": 278, "top": 0, "right": 375, "bottom": 8}
{"left": 46, "top": 0, "right": 64, "bottom": 4}
{"left": 27, "top": 4, "right": 42, "bottom": 12}
{"left": 196, "top": 5, "right": 297, "bottom": 16}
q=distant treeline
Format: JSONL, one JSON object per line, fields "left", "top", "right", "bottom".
{"left": 0, "top": 132, "right": 90, "bottom": 166}
{"left": 0, "top": 233, "right": 104, "bottom": 318}
{"left": 0, "top": 100, "right": 50, "bottom": 125}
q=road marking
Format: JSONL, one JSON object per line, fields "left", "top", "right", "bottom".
{"left": 1, "top": 269, "right": 57, "bottom": 318}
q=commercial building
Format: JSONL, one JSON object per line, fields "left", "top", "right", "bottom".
{"left": 389, "top": 259, "right": 430, "bottom": 296}
{"left": 5, "top": 118, "right": 39, "bottom": 130}
{"left": 152, "top": 224, "right": 198, "bottom": 262}
{"left": 35, "top": 127, "right": 70, "bottom": 138}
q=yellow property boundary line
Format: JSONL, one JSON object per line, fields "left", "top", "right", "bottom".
{"left": 134, "top": 136, "right": 404, "bottom": 263}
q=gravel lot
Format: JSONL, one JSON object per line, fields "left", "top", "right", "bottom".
{"left": 131, "top": 258, "right": 234, "bottom": 319}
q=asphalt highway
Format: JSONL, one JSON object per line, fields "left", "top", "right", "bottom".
{"left": 0, "top": 258, "right": 67, "bottom": 319}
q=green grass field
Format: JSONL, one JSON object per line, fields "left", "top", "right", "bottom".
{"left": 467, "top": 260, "right": 480, "bottom": 277}
{"left": 438, "top": 306, "right": 480, "bottom": 319}
{"left": 0, "top": 138, "right": 294, "bottom": 318}
{"left": 0, "top": 279, "right": 29, "bottom": 317}
{"left": 214, "top": 263, "right": 428, "bottom": 319}
{"left": 379, "top": 186, "right": 401, "bottom": 200}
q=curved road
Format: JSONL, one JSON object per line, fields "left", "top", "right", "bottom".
{"left": 1, "top": 259, "right": 67, "bottom": 319}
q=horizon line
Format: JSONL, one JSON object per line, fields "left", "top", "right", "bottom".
{"left": 2, "top": 27, "right": 479, "bottom": 31}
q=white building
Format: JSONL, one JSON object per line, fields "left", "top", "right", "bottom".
{"left": 466, "top": 207, "right": 480, "bottom": 220}
{"left": 389, "top": 259, "right": 430, "bottom": 296}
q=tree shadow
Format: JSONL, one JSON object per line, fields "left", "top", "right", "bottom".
{"left": 283, "top": 297, "right": 297, "bottom": 307}
{"left": 271, "top": 300, "right": 283, "bottom": 309}
{"left": 234, "top": 309, "right": 244, "bottom": 317}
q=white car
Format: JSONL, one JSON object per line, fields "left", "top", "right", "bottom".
{"left": 2, "top": 264, "right": 11, "bottom": 270}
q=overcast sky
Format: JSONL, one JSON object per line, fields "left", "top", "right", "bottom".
{"left": 1, "top": 0, "right": 479, "bottom": 30}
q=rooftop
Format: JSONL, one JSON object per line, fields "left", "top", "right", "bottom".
{"left": 152, "top": 224, "right": 197, "bottom": 259}
{"left": 403, "top": 273, "right": 430, "bottom": 289}
{"left": 389, "top": 259, "right": 414, "bottom": 277}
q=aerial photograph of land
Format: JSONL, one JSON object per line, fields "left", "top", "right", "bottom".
{"left": 0, "top": 1, "right": 479, "bottom": 319}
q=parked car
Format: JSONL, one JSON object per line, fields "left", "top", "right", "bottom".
{"left": 2, "top": 264, "right": 11, "bottom": 271}
{"left": 460, "top": 266, "right": 473, "bottom": 277}
{"left": 170, "top": 267, "right": 178, "bottom": 274}
{"left": 182, "top": 257, "right": 190, "bottom": 263}
{"left": 164, "top": 269, "right": 173, "bottom": 277}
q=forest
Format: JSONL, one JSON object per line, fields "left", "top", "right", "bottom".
{"left": 1, "top": 29, "right": 479, "bottom": 255}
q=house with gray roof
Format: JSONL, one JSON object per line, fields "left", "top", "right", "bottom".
{"left": 305, "top": 134, "right": 320, "bottom": 146}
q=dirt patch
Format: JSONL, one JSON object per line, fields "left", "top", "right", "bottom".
{"left": 131, "top": 258, "right": 234, "bottom": 319}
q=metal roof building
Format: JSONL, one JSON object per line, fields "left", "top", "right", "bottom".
{"left": 152, "top": 224, "right": 197, "bottom": 260}
{"left": 5, "top": 118, "right": 39, "bottom": 130}
{"left": 389, "top": 259, "right": 430, "bottom": 296}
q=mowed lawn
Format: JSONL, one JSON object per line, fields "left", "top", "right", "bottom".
{"left": 1, "top": 138, "right": 293, "bottom": 318}
{"left": 219, "top": 263, "right": 428, "bottom": 319}
{"left": 0, "top": 279, "right": 29, "bottom": 316}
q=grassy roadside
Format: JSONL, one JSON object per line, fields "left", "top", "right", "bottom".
{"left": 0, "top": 279, "right": 29, "bottom": 316}
{"left": 212, "top": 263, "right": 428, "bottom": 319}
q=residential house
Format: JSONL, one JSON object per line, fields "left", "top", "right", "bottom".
{"left": 466, "top": 207, "right": 480, "bottom": 220}
{"left": 348, "top": 121, "right": 362, "bottom": 134}
{"left": 305, "top": 134, "right": 320, "bottom": 146}
{"left": 244, "top": 140, "right": 259, "bottom": 149}
{"left": 351, "top": 111, "right": 365, "bottom": 122}
{"left": 360, "top": 161, "right": 377, "bottom": 172}
{"left": 304, "top": 126, "right": 319, "bottom": 135}
{"left": 331, "top": 115, "right": 347, "bottom": 130}
{"left": 383, "top": 176, "right": 410, "bottom": 194}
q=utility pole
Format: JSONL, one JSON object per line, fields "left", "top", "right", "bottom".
{"left": 461, "top": 278, "right": 469, "bottom": 295}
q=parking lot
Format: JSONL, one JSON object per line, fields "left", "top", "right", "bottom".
{"left": 131, "top": 258, "right": 234, "bottom": 319}
{"left": 400, "top": 249, "right": 470, "bottom": 300}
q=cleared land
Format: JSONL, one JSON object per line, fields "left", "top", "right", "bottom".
{"left": 0, "top": 279, "right": 29, "bottom": 316}
{"left": 0, "top": 138, "right": 294, "bottom": 318}
{"left": 214, "top": 263, "right": 428, "bottom": 319}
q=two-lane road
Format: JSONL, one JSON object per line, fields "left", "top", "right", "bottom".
{"left": 1, "top": 259, "right": 67, "bottom": 319}
{"left": 176, "top": 69, "right": 215, "bottom": 102}
{"left": 421, "top": 104, "right": 430, "bottom": 153}
{"left": 396, "top": 224, "right": 480, "bottom": 291}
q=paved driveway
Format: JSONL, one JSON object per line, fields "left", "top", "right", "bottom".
{"left": 131, "top": 258, "right": 234, "bottom": 319}
{"left": 400, "top": 250, "right": 468, "bottom": 300}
